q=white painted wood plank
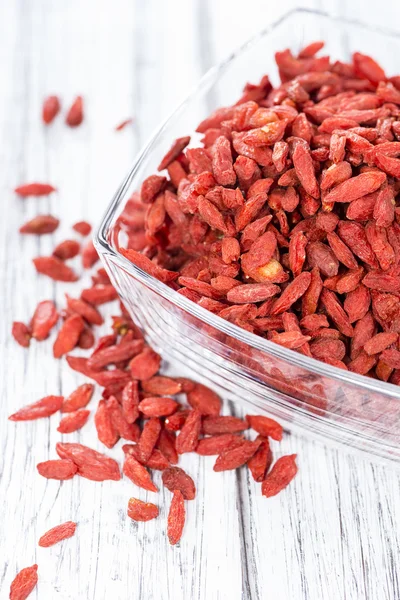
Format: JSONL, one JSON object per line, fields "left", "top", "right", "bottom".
{"left": 1, "top": 1, "right": 400, "bottom": 599}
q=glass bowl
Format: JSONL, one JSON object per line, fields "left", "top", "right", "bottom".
{"left": 95, "top": 8, "right": 400, "bottom": 465}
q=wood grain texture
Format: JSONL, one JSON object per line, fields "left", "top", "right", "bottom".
{"left": 1, "top": 0, "right": 400, "bottom": 599}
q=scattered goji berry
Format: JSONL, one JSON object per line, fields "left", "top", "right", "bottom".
{"left": 19, "top": 214, "right": 59, "bottom": 234}
{"left": 33, "top": 256, "right": 78, "bottom": 282}
{"left": 12, "top": 321, "right": 31, "bottom": 347}
{"left": 38, "top": 521, "right": 77, "bottom": 547}
{"left": 36, "top": 459, "right": 78, "bottom": 480}
{"left": 162, "top": 466, "right": 196, "bottom": 500}
{"left": 127, "top": 497, "right": 159, "bottom": 521}
{"left": 9, "top": 564, "right": 38, "bottom": 600}
{"left": 9, "top": 395, "right": 63, "bottom": 421}
{"left": 261, "top": 454, "right": 298, "bottom": 497}
{"left": 15, "top": 183, "right": 56, "bottom": 196}
{"left": 42, "top": 95, "right": 61, "bottom": 124}
{"left": 57, "top": 409, "right": 90, "bottom": 433}
{"left": 167, "top": 490, "right": 185, "bottom": 545}
{"left": 66, "top": 96, "right": 84, "bottom": 127}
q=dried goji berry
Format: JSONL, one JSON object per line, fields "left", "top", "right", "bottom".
{"left": 137, "top": 417, "right": 162, "bottom": 462}
{"left": 176, "top": 409, "right": 201, "bottom": 454}
{"left": 261, "top": 454, "right": 298, "bottom": 497}
{"left": 73, "top": 220, "right": 92, "bottom": 236}
{"left": 162, "top": 466, "right": 196, "bottom": 500}
{"left": 127, "top": 497, "right": 159, "bottom": 522}
{"left": 247, "top": 436, "right": 273, "bottom": 482}
{"left": 33, "top": 256, "right": 78, "bottom": 282}
{"left": 53, "top": 314, "right": 85, "bottom": 358}
{"left": 123, "top": 454, "right": 158, "bottom": 492}
{"left": 9, "top": 395, "right": 63, "bottom": 421}
{"left": 15, "top": 183, "right": 56, "bottom": 196}
{"left": 202, "top": 415, "right": 248, "bottom": 435}
{"left": 53, "top": 239, "right": 81, "bottom": 260}
{"left": 30, "top": 300, "right": 58, "bottom": 340}
{"left": 56, "top": 442, "right": 121, "bottom": 481}
{"left": 213, "top": 438, "right": 262, "bottom": 472}
{"left": 115, "top": 118, "right": 133, "bottom": 131}
{"left": 66, "top": 96, "right": 84, "bottom": 127}
{"left": 36, "top": 459, "right": 77, "bottom": 480}
{"left": 42, "top": 95, "right": 61, "bottom": 124}
{"left": 95, "top": 399, "right": 119, "bottom": 448}
{"left": 20, "top": 214, "right": 59, "bottom": 234}
{"left": 82, "top": 240, "right": 99, "bottom": 269}
{"left": 12, "top": 321, "right": 31, "bottom": 347}
{"left": 38, "top": 521, "right": 77, "bottom": 547}
{"left": 57, "top": 409, "right": 90, "bottom": 433}
{"left": 139, "top": 396, "right": 179, "bottom": 417}
{"left": 186, "top": 383, "right": 222, "bottom": 416}
{"left": 62, "top": 383, "right": 94, "bottom": 412}
{"left": 196, "top": 434, "right": 245, "bottom": 455}
{"left": 167, "top": 489, "right": 185, "bottom": 545}
{"left": 129, "top": 346, "right": 161, "bottom": 380}
{"left": 9, "top": 564, "right": 38, "bottom": 600}
{"left": 123, "top": 444, "right": 169, "bottom": 470}
{"left": 246, "top": 414, "right": 283, "bottom": 441}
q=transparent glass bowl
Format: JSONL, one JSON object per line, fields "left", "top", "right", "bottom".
{"left": 96, "top": 8, "right": 400, "bottom": 465}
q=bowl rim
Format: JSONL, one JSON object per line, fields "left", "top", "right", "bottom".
{"left": 95, "top": 7, "right": 400, "bottom": 401}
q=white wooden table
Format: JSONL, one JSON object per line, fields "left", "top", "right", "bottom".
{"left": 2, "top": 1, "right": 400, "bottom": 599}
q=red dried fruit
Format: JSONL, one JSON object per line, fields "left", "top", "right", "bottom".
{"left": 81, "top": 285, "right": 118, "bottom": 305}
{"left": 66, "top": 294, "right": 103, "bottom": 326}
{"left": 12, "top": 322, "right": 31, "bottom": 348}
{"left": 186, "top": 383, "right": 221, "bottom": 416}
{"left": 66, "top": 96, "right": 84, "bottom": 127}
{"left": 121, "top": 380, "right": 140, "bottom": 424}
{"left": 38, "top": 521, "right": 77, "bottom": 547}
{"left": 82, "top": 240, "right": 99, "bottom": 269}
{"left": 123, "top": 444, "right": 169, "bottom": 470}
{"left": 123, "top": 454, "right": 158, "bottom": 492}
{"left": 364, "top": 332, "right": 398, "bottom": 355}
{"left": 137, "top": 417, "right": 162, "bottom": 462}
{"left": 307, "top": 241, "right": 339, "bottom": 277}
{"left": 53, "top": 239, "right": 81, "bottom": 260}
{"left": 57, "top": 409, "right": 90, "bottom": 433}
{"left": 36, "top": 459, "right": 77, "bottom": 480}
{"left": 115, "top": 118, "right": 133, "bottom": 131}
{"left": 157, "top": 429, "right": 179, "bottom": 464}
{"left": 53, "top": 314, "right": 85, "bottom": 358}
{"left": 108, "top": 397, "right": 140, "bottom": 442}
{"left": 9, "top": 395, "right": 63, "bottom": 421}
{"left": 320, "top": 289, "right": 353, "bottom": 337}
{"left": 139, "top": 396, "right": 179, "bottom": 417}
{"left": 158, "top": 136, "right": 191, "bottom": 171}
{"left": 324, "top": 172, "right": 386, "bottom": 204}
{"left": 327, "top": 232, "right": 358, "bottom": 270}
{"left": 142, "top": 376, "right": 182, "bottom": 396}
{"left": 88, "top": 339, "right": 143, "bottom": 370}
{"left": 33, "top": 256, "right": 78, "bottom": 282}
{"left": 20, "top": 214, "right": 59, "bottom": 234}
{"left": 56, "top": 442, "right": 121, "bottom": 481}
{"left": 73, "top": 220, "right": 92, "bottom": 236}
{"left": 9, "top": 564, "right": 38, "bottom": 600}
{"left": 380, "top": 348, "right": 400, "bottom": 369}
{"left": 128, "top": 498, "right": 159, "bottom": 522}
{"left": 78, "top": 327, "right": 95, "bottom": 349}
{"left": 213, "top": 438, "right": 262, "bottom": 471}
{"left": 196, "top": 433, "right": 244, "bottom": 455}
{"left": 202, "top": 415, "right": 248, "bottom": 435}
{"left": 176, "top": 409, "right": 201, "bottom": 454}
{"left": 302, "top": 267, "right": 323, "bottom": 316}
{"left": 62, "top": 383, "right": 94, "bottom": 413}
{"left": 15, "top": 183, "right": 56, "bottom": 196}
{"left": 261, "top": 454, "right": 298, "bottom": 497}
{"left": 130, "top": 346, "right": 161, "bottom": 380}
{"left": 246, "top": 414, "right": 283, "bottom": 441}
{"left": 247, "top": 437, "right": 273, "bottom": 482}
{"left": 271, "top": 272, "right": 312, "bottom": 315}
{"left": 42, "top": 95, "right": 61, "bottom": 124}
{"left": 292, "top": 144, "right": 320, "bottom": 198}
{"left": 95, "top": 399, "right": 119, "bottom": 448}
{"left": 30, "top": 300, "right": 58, "bottom": 341}
{"left": 167, "top": 489, "right": 185, "bottom": 545}
{"left": 162, "top": 466, "right": 196, "bottom": 500}
{"left": 348, "top": 351, "right": 377, "bottom": 375}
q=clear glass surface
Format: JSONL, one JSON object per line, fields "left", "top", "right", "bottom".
{"left": 95, "top": 9, "right": 400, "bottom": 465}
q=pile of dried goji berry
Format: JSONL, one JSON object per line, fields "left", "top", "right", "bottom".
{"left": 10, "top": 103, "right": 295, "bottom": 600}
{"left": 113, "top": 42, "right": 400, "bottom": 384}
